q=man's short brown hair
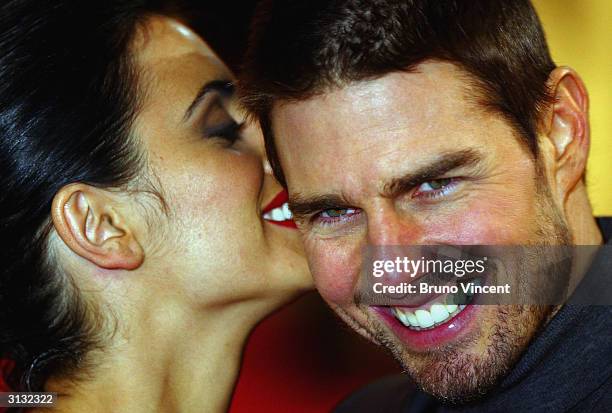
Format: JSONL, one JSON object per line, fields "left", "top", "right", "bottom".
{"left": 240, "top": 0, "right": 556, "bottom": 187}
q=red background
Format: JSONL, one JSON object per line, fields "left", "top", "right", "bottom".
{"left": 229, "top": 293, "right": 399, "bottom": 412}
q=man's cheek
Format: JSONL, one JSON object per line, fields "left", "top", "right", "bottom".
{"left": 305, "top": 243, "right": 361, "bottom": 305}
{"left": 426, "top": 200, "right": 535, "bottom": 245}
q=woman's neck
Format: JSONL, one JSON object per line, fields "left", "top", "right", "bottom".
{"left": 37, "top": 298, "right": 274, "bottom": 413}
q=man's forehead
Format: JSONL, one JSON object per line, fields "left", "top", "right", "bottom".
{"left": 270, "top": 62, "right": 495, "bottom": 190}
{"left": 270, "top": 62, "right": 491, "bottom": 163}
{"left": 273, "top": 61, "right": 474, "bottom": 121}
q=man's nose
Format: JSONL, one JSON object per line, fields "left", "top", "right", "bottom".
{"left": 366, "top": 206, "right": 423, "bottom": 246}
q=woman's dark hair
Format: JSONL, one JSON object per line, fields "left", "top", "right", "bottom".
{"left": 0, "top": 0, "right": 166, "bottom": 393}
{"left": 240, "top": 0, "right": 557, "bottom": 188}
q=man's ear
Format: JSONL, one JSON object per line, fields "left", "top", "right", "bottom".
{"left": 51, "top": 183, "right": 144, "bottom": 270}
{"left": 542, "top": 67, "right": 590, "bottom": 203}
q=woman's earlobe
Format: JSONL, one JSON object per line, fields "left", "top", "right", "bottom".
{"left": 51, "top": 183, "right": 144, "bottom": 270}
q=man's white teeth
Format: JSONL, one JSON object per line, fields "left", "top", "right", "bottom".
{"left": 263, "top": 202, "right": 293, "bottom": 222}
{"left": 391, "top": 303, "right": 466, "bottom": 330}
{"left": 429, "top": 304, "right": 450, "bottom": 323}
{"left": 415, "top": 309, "right": 434, "bottom": 328}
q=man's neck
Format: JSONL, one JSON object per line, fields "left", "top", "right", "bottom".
{"left": 543, "top": 215, "right": 603, "bottom": 323}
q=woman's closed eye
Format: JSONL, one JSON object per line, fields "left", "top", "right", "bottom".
{"left": 200, "top": 96, "right": 244, "bottom": 145}
{"left": 202, "top": 117, "right": 244, "bottom": 144}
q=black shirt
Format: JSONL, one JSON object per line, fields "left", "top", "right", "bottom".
{"left": 335, "top": 218, "right": 612, "bottom": 413}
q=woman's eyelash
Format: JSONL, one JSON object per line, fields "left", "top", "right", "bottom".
{"left": 203, "top": 121, "right": 244, "bottom": 143}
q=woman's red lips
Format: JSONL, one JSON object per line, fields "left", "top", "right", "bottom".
{"left": 262, "top": 190, "right": 288, "bottom": 213}
{"left": 262, "top": 190, "right": 297, "bottom": 228}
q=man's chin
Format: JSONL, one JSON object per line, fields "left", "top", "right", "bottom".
{"left": 377, "top": 305, "right": 552, "bottom": 404}
{"left": 404, "top": 340, "right": 512, "bottom": 404}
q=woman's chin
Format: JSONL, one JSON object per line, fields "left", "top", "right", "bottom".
{"left": 262, "top": 220, "right": 312, "bottom": 291}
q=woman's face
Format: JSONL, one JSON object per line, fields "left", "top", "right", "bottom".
{"left": 129, "top": 16, "right": 310, "bottom": 307}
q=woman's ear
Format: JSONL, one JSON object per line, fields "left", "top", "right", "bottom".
{"left": 542, "top": 67, "right": 590, "bottom": 204}
{"left": 51, "top": 183, "right": 144, "bottom": 270}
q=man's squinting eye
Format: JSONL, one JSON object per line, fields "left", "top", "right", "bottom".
{"left": 321, "top": 208, "right": 357, "bottom": 218}
{"left": 315, "top": 208, "right": 360, "bottom": 225}
{"left": 413, "top": 178, "right": 458, "bottom": 198}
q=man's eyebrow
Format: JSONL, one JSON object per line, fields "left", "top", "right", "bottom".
{"left": 288, "top": 193, "right": 354, "bottom": 219}
{"left": 383, "top": 149, "right": 482, "bottom": 197}
{"left": 183, "top": 79, "right": 233, "bottom": 121}
{"left": 287, "top": 149, "right": 482, "bottom": 219}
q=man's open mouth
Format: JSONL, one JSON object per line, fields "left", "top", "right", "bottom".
{"left": 391, "top": 303, "right": 467, "bottom": 331}
{"left": 388, "top": 276, "right": 480, "bottom": 330}
{"left": 373, "top": 275, "right": 484, "bottom": 351}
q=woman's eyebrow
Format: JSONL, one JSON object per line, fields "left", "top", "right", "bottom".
{"left": 183, "top": 79, "right": 233, "bottom": 121}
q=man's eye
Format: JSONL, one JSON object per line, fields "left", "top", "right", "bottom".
{"left": 413, "top": 178, "right": 458, "bottom": 199}
{"left": 320, "top": 208, "right": 358, "bottom": 219}
{"left": 307, "top": 207, "right": 363, "bottom": 236}
{"left": 314, "top": 207, "right": 360, "bottom": 224}
{"left": 419, "top": 178, "right": 452, "bottom": 191}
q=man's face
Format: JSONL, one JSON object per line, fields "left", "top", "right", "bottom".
{"left": 271, "top": 61, "right": 570, "bottom": 401}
